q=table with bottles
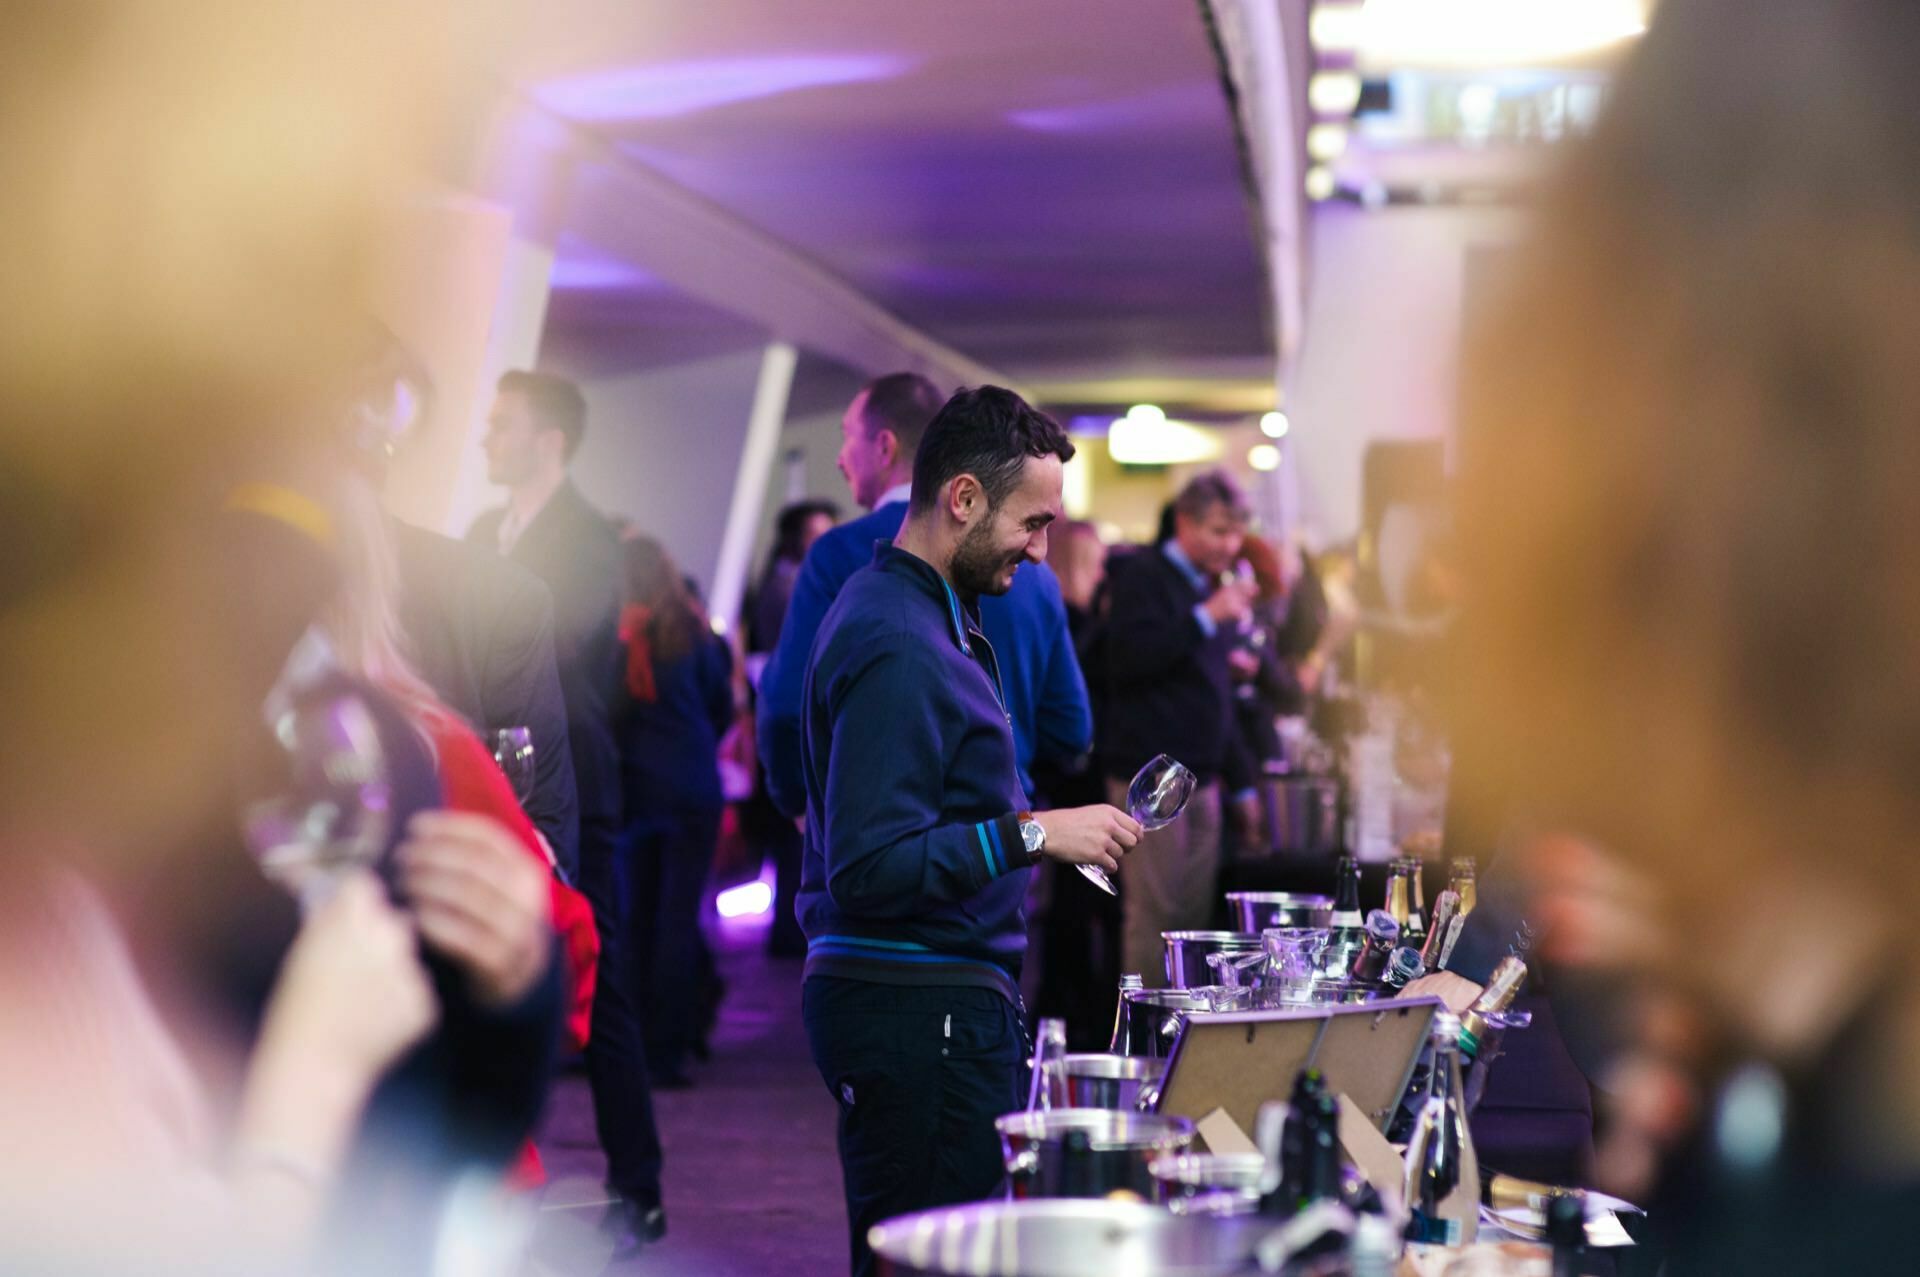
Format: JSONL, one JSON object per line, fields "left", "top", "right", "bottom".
{"left": 867, "top": 850, "right": 1635, "bottom": 1277}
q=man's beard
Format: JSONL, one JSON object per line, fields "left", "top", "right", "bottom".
{"left": 950, "top": 519, "right": 1021, "bottom": 598}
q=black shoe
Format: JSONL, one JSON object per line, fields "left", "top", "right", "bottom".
{"left": 602, "top": 1197, "right": 666, "bottom": 1261}
{"left": 649, "top": 1067, "right": 695, "bottom": 1090}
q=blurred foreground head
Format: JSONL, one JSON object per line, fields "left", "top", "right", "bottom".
{"left": 1454, "top": 0, "right": 1920, "bottom": 1024}
{"left": 0, "top": 0, "right": 474, "bottom": 868}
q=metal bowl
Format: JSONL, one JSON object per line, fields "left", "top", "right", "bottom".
{"left": 1149, "top": 1152, "right": 1269, "bottom": 1217}
{"left": 1044, "top": 1053, "right": 1165, "bottom": 1111}
{"left": 1225, "top": 891, "right": 1334, "bottom": 933}
{"left": 1111, "top": 987, "right": 1214, "bottom": 1058}
{"left": 1264, "top": 975, "right": 1384, "bottom": 1007}
{"left": 870, "top": 1198, "right": 1265, "bottom": 1277}
{"left": 996, "top": 1109, "right": 1195, "bottom": 1201}
{"left": 1162, "top": 930, "right": 1265, "bottom": 989}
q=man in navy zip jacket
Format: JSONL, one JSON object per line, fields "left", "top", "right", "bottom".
{"left": 798, "top": 387, "right": 1141, "bottom": 1277}
{"left": 757, "top": 374, "right": 1091, "bottom": 819}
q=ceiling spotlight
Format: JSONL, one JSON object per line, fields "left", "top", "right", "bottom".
{"left": 1307, "top": 122, "right": 1349, "bottom": 162}
{"left": 1248, "top": 444, "right": 1282, "bottom": 472}
{"left": 1109, "top": 411, "right": 1223, "bottom": 466}
{"left": 1305, "top": 166, "right": 1338, "bottom": 202}
{"left": 1310, "top": 5, "right": 1366, "bottom": 54}
{"left": 1260, "top": 412, "right": 1290, "bottom": 439}
{"left": 1353, "top": 0, "right": 1647, "bottom": 69}
{"left": 1309, "top": 71, "right": 1363, "bottom": 116}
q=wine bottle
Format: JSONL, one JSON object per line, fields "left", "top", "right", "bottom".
{"left": 1547, "top": 1190, "right": 1587, "bottom": 1277}
{"left": 1348, "top": 909, "right": 1400, "bottom": 982}
{"left": 1404, "top": 855, "right": 1429, "bottom": 945}
{"left": 1108, "top": 972, "right": 1145, "bottom": 1055}
{"left": 1270, "top": 1067, "right": 1343, "bottom": 1215}
{"left": 1404, "top": 1010, "right": 1477, "bottom": 1245}
{"left": 1447, "top": 856, "right": 1479, "bottom": 919}
{"left": 1027, "top": 1017, "right": 1066, "bottom": 1110}
{"left": 1330, "top": 852, "right": 1364, "bottom": 929}
{"left": 1459, "top": 954, "right": 1527, "bottom": 1062}
{"left": 1419, "top": 889, "right": 1460, "bottom": 971}
{"left": 1303, "top": 1086, "right": 1343, "bottom": 1205}
{"left": 1381, "top": 945, "right": 1426, "bottom": 992}
{"left": 1384, "top": 858, "right": 1413, "bottom": 931}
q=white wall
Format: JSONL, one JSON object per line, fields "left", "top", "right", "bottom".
{"left": 374, "top": 194, "right": 553, "bottom": 537}
{"left": 1285, "top": 202, "right": 1525, "bottom": 544}
{"left": 565, "top": 348, "right": 769, "bottom": 596}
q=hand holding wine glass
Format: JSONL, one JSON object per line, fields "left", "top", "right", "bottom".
{"left": 1067, "top": 753, "right": 1197, "bottom": 897}
{"left": 1202, "top": 578, "right": 1255, "bottom": 628}
{"left": 1031, "top": 804, "right": 1141, "bottom": 873}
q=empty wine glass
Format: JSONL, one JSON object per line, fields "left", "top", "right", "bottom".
{"left": 1129, "top": 753, "right": 1197, "bottom": 829}
{"left": 1076, "top": 753, "right": 1198, "bottom": 896}
{"left": 244, "top": 686, "right": 394, "bottom": 913}
{"left": 492, "top": 727, "right": 536, "bottom": 804}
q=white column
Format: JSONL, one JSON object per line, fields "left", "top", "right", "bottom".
{"left": 439, "top": 233, "right": 554, "bottom": 536}
{"left": 371, "top": 188, "right": 553, "bottom": 536}
{"left": 708, "top": 342, "right": 799, "bottom": 635}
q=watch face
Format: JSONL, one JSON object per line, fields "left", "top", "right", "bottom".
{"left": 1021, "top": 821, "right": 1044, "bottom": 855}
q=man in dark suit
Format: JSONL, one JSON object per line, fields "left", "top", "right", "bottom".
{"left": 343, "top": 323, "right": 582, "bottom": 874}
{"left": 392, "top": 522, "right": 580, "bottom": 877}
{"left": 1102, "top": 471, "right": 1255, "bottom": 985}
{"left": 467, "top": 369, "right": 665, "bottom": 1250}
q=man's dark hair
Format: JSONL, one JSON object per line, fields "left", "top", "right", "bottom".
{"left": 910, "top": 386, "right": 1075, "bottom": 514}
{"left": 770, "top": 498, "right": 839, "bottom": 567}
{"left": 856, "top": 372, "right": 945, "bottom": 460}
{"left": 1173, "top": 469, "right": 1249, "bottom": 524}
{"left": 498, "top": 369, "right": 588, "bottom": 460}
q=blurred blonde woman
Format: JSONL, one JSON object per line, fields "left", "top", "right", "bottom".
{"left": 1451, "top": 0, "right": 1920, "bottom": 1267}
{"left": 0, "top": 0, "right": 474, "bottom": 1267}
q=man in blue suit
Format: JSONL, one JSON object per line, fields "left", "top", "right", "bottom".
{"left": 757, "top": 373, "right": 1092, "bottom": 820}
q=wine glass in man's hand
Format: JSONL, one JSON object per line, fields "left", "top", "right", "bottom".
{"left": 492, "top": 727, "right": 535, "bottom": 804}
{"left": 1069, "top": 754, "right": 1197, "bottom": 897}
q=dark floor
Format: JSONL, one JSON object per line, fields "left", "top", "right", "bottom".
{"left": 530, "top": 921, "right": 847, "bottom": 1277}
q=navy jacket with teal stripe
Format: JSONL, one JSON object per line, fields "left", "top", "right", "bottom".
{"left": 797, "top": 541, "right": 1032, "bottom": 1004}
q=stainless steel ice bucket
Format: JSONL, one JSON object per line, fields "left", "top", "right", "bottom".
{"left": 1224, "top": 891, "right": 1334, "bottom": 933}
{"left": 869, "top": 1198, "right": 1263, "bottom": 1277}
{"left": 995, "top": 1109, "right": 1195, "bottom": 1201}
{"left": 1110, "top": 987, "right": 1213, "bottom": 1058}
{"left": 1043, "top": 1053, "right": 1165, "bottom": 1111}
{"left": 1162, "top": 930, "right": 1264, "bottom": 989}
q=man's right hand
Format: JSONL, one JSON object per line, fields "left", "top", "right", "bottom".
{"left": 1203, "top": 580, "right": 1254, "bottom": 627}
{"left": 1033, "top": 805, "right": 1141, "bottom": 874}
{"left": 1398, "top": 970, "right": 1483, "bottom": 1014}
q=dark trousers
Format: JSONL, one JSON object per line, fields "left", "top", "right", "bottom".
{"left": 1032, "top": 860, "right": 1124, "bottom": 1052}
{"left": 802, "top": 977, "right": 1025, "bottom": 1277}
{"left": 621, "top": 805, "right": 722, "bottom": 1077}
{"left": 575, "top": 816, "right": 665, "bottom": 1208}
{"left": 764, "top": 814, "right": 807, "bottom": 958}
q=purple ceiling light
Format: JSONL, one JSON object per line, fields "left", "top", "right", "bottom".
{"left": 533, "top": 54, "right": 916, "bottom": 123}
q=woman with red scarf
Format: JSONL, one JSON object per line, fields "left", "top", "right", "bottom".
{"left": 614, "top": 535, "right": 736, "bottom": 1088}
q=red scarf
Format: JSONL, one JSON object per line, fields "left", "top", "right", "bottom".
{"left": 618, "top": 604, "right": 658, "bottom": 703}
